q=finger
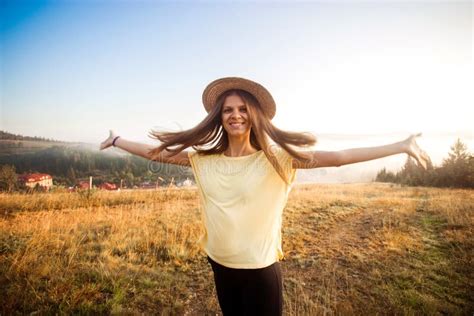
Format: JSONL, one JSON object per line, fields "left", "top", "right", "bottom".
{"left": 422, "top": 152, "right": 432, "bottom": 167}
{"left": 420, "top": 159, "right": 427, "bottom": 169}
{"left": 420, "top": 153, "right": 431, "bottom": 169}
{"left": 411, "top": 150, "right": 423, "bottom": 168}
{"left": 100, "top": 141, "right": 108, "bottom": 150}
{"left": 416, "top": 156, "right": 426, "bottom": 169}
{"left": 414, "top": 155, "right": 423, "bottom": 169}
{"left": 421, "top": 150, "right": 431, "bottom": 161}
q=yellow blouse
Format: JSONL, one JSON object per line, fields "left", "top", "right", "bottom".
{"left": 188, "top": 146, "right": 296, "bottom": 268}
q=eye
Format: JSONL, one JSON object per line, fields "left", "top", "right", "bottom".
{"left": 240, "top": 108, "right": 247, "bottom": 112}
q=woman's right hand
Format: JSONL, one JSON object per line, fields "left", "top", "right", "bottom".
{"left": 100, "top": 130, "right": 117, "bottom": 150}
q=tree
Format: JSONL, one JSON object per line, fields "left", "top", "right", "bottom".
{"left": 374, "top": 138, "right": 472, "bottom": 188}
{"left": 375, "top": 167, "right": 396, "bottom": 183}
{"left": 397, "top": 156, "right": 426, "bottom": 186}
{"left": 125, "top": 171, "right": 135, "bottom": 187}
{"left": 467, "top": 156, "right": 474, "bottom": 187}
{"left": 0, "top": 165, "right": 18, "bottom": 192}
{"left": 441, "top": 138, "right": 473, "bottom": 188}
{"left": 67, "top": 167, "right": 77, "bottom": 186}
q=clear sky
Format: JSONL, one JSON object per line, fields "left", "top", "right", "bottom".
{"left": 1, "top": 0, "right": 472, "bottom": 155}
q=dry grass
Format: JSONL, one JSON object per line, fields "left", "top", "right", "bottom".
{"left": 0, "top": 183, "right": 472, "bottom": 315}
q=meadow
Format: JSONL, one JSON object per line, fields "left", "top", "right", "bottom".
{"left": 0, "top": 183, "right": 472, "bottom": 315}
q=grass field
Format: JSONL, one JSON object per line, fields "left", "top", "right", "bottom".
{"left": 0, "top": 183, "right": 472, "bottom": 315}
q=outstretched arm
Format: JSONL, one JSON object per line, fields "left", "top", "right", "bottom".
{"left": 99, "top": 130, "right": 190, "bottom": 166}
{"left": 293, "top": 133, "right": 431, "bottom": 169}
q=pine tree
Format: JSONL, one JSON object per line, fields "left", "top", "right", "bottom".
{"left": 441, "top": 138, "right": 473, "bottom": 188}
{"left": 67, "top": 167, "right": 77, "bottom": 186}
{"left": 375, "top": 167, "right": 396, "bottom": 183}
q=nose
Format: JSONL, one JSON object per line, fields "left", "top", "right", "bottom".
{"left": 230, "top": 110, "right": 241, "bottom": 119}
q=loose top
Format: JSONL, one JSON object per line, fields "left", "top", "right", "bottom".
{"left": 188, "top": 146, "right": 296, "bottom": 269}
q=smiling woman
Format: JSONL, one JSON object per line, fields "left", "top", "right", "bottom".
{"left": 100, "top": 76, "right": 431, "bottom": 315}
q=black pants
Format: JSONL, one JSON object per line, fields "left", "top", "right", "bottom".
{"left": 207, "top": 256, "right": 283, "bottom": 316}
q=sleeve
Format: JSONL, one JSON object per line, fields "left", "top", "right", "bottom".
{"left": 188, "top": 151, "right": 200, "bottom": 176}
{"left": 274, "top": 146, "right": 297, "bottom": 185}
{"left": 188, "top": 151, "right": 206, "bottom": 191}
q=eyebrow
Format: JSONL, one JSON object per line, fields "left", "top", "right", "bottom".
{"left": 223, "top": 105, "right": 246, "bottom": 109}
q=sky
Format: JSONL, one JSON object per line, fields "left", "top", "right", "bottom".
{"left": 0, "top": 0, "right": 472, "bottom": 164}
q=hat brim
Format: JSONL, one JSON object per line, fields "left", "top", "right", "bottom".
{"left": 202, "top": 77, "right": 276, "bottom": 119}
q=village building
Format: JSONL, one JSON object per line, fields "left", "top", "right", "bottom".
{"left": 178, "top": 177, "right": 194, "bottom": 187}
{"left": 99, "top": 182, "right": 118, "bottom": 190}
{"left": 78, "top": 181, "right": 92, "bottom": 190}
{"left": 18, "top": 173, "right": 53, "bottom": 190}
{"left": 139, "top": 181, "right": 159, "bottom": 189}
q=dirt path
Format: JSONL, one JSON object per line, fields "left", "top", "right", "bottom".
{"left": 280, "top": 204, "right": 389, "bottom": 314}
{"left": 280, "top": 194, "right": 473, "bottom": 315}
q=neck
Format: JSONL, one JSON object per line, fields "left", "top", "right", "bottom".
{"left": 225, "top": 135, "right": 257, "bottom": 157}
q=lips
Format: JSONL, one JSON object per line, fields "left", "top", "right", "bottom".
{"left": 229, "top": 122, "right": 244, "bottom": 127}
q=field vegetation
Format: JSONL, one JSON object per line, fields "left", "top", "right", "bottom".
{"left": 0, "top": 183, "right": 472, "bottom": 315}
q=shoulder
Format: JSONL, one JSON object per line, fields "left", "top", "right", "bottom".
{"left": 268, "top": 144, "right": 292, "bottom": 160}
{"left": 267, "top": 145, "right": 295, "bottom": 170}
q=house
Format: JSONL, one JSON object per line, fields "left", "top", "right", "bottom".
{"left": 18, "top": 173, "right": 53, "bottom": 190}
{"left": 78, "top": 181, "right": 91, "bottom": 190}
{"left": 99, "top": 182, "right": 117, "bottom": 190}
{"left": 178, "top": 177, "right": 193, "bottom": 187}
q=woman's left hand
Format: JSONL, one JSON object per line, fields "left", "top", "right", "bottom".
{"left": 402, "top": 133, "right": 432, "bottom": 169}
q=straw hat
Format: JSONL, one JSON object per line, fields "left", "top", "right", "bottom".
{"left": 202, "top": 77, "right": 276, "bottom": 119}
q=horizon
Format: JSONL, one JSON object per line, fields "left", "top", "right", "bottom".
{"left": 1, "top": 128, "right": 472, "bottom": 168}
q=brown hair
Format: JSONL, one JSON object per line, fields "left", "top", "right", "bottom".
{"left": 148, "top": 89, "right": 316, "bottom": 184}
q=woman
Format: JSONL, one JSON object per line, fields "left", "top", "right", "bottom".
{"left": 100, "top": 77, "right": 431, "bottom": 315}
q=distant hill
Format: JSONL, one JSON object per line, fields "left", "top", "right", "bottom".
{"left": 0, "top": 144, "right": 192, "bottom": 187}
{"left": 0, "top": 130, "right": 65, "bottom": 142}
{"left": 1, "top": 131, "right": 67, "bottom": 156}
{"left": 0, "top": 131, "right": 186, "bottom": 187}
{"left": 0, "top": 130, "right": 126, "bottom": 157}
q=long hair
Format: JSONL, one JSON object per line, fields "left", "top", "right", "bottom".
{"left": 148, "top": 89, "right": 316, "bottom": 184}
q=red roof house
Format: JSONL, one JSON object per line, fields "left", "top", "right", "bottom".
{"left": 78, "top": 181, "right": 91, "bottom": 190}
{"left": 99, "top": 182, "right": 117, "bottom": 190}
{"left": 18, "top": 173, "right": 53, "bottom": 190}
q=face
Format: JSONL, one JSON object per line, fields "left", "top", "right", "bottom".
{"left": 221, "top": 94, "right": 252, "bottom": 138}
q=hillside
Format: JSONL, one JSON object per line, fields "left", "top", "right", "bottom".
{"left": 0, "top": 130, "right": 101, "bottom": 157}
{"left": 0, "top": 130, "right": 65, "bottom": 142}
{"left": 0, "top": 131, "right": 190, "bottom": 186}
